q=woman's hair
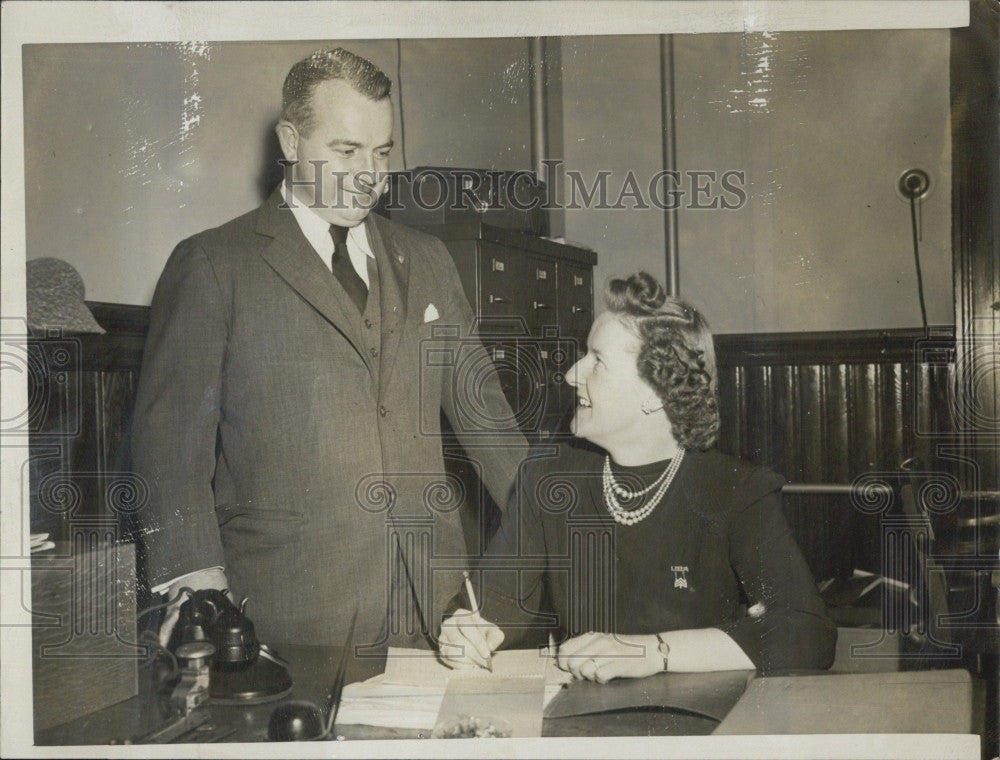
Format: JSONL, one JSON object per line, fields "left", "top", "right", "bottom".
{"left": 604, "top": 272, "right": 719, "bottom": 450}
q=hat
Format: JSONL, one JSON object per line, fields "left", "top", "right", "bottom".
{"left": 26, "top": 258, "right": 105, "bottom": 335}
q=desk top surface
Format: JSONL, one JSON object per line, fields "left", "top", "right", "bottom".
{"left": 34, "top": 644, "right": 975, "bottom": 750}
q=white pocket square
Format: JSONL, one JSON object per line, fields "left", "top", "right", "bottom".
{"left": 424, "top": 304, "right": 440, "bottom": 323}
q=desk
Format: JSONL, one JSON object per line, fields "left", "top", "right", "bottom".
{"left": 35, "top": 645, "right": 979, "bottom": 757}
{"left": 35, "top": 645, "right": 717, "bottom": 743}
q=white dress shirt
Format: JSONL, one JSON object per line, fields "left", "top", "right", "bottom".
{"left": 284, "top": 182, "right": 375, "bottom": 287}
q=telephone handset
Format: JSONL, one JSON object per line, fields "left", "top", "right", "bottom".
{"left": 171, "top": 589, "right": 260, "bottom": 667}
{"left": 168, "top": 589, "right": 292, "bottom": 706}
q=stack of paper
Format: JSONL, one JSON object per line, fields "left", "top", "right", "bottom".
{"left": 335, "top": 676, "right": 446, "bottom": 730}
{"left": 336, "top": 647, "right": 571, "bottom": 730}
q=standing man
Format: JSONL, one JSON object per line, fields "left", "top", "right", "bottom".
{"left": 132, "top": 48, "right": 528, "bottom": 649}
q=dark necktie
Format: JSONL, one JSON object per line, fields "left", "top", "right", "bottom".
{"left": 329, "top": 224, "right": 368, "bottom": 313}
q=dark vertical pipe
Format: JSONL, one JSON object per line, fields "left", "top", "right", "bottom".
{"left": 660, "top": 35, "right": 680, "bottom": 296}
{"left": 529, "top": 37, "right": 547, "bottom": 180}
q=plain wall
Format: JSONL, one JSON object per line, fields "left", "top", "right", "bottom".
{"left": 23, "top": 32, "right": 953, "bottom": 330}
{"left": 674, "top": 29, "right": 953, "bottom": 333}
{"left": 558, "top": 35, "right": 668, "bottom": 300}
{"left": 23, "top": 39, "right": 533, "bottom": 305}
{"left": 557, "top": 29, "right": 952, "bottom": 332}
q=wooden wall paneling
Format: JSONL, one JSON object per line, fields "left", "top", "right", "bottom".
{"left": 900, "top": 361, "right": 917, "bottom": 465}
{"left": 45, "top": 353, "right": 94, "bottom": 533}
{"left": 873, "top": 362, "right": 898, "bottom": 471}
{"left": 873, "top": 364, "right": 903, "bottom": 472}
{"left": 799, "top": 365, "right": 838, "bottom": 581}
{"left": 728, "top": 364, "right": 749, "bottom": 460}
{"left": 714, "top": 364, "right": 738, "bottom": 457}
{"left": 925, "top": 364, "right": 952, "bottom": 452}
{"left": 900, "top": 359, "right": 917, "bottom": 464}
{"left": 822, "top": 364, "right": 851, "bottom": 483}
{"left": 29, "top": 340, "right": 77, "bottom": 539}
{"left": 713, "top": 331, "right": 959, "bottom": 583}
{"left": 75, "top": 371, "right": 102, "bottom": 512}
{"left": 746, "top": 364, "right": 772, "bottom": 467}
{"left": 98, "top": 370, "right": 139, "bottom": 517}
{"left": 732, "top": 364, "right": 747, "bottom": 458}
{"left": 822, "top": 363, "right": 854, "bottom": 580}
{"left": 773, "top": 364, "right": 798, "bottom": 481}
{"left": 747, "top": 363, "right": 765, "bottom": 467}
{"left": 92, "top": 372, "right": 109, "bottom": 501}
{"left": 847, "top": 363, "right": 878, "bottom": 475}
{"left": 852, "top": 363, "right": 889, "bottom": 575}
{"left": 796, "top": 364, "right": 824, "bottom": 483}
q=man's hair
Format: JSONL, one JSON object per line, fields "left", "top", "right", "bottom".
{"left": 604, "top": 272, "right": 720, "bottom": 450}
{"left": 281, "top": 48, "right": 392, "bottom": 134}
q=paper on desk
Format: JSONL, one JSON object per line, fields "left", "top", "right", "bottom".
{"left": 337, "top": 676, "right": 446, "bottom": 730}
{"left": 337, "top": 648, "right": 572, "bottom": 730}
{"left": 381, "top": 646, "right": 571, "bottom": 687}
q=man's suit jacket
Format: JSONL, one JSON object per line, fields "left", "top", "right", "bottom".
{"left": 132, "top": 187, "right": 528, "bottom": 648}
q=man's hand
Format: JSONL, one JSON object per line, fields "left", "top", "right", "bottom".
{"left": 556, "top": 632, "right": 662, "bottom": 684}
{"left": 157, "top": 567, "right": 230, "bottom": 648}
{"left": 438, "top": 608, "right": 504, "bottom": 670}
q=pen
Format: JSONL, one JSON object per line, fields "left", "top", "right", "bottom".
{"left": 462, "top": 571, "right": 493, "bottom": 672}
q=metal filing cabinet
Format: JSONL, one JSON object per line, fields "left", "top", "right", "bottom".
{"left": 416, "top": 222, "right": 597, "bottom": 443}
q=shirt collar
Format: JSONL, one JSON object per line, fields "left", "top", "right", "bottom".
{"left": 283, "top": 182, "right": 375, "bottom": 260}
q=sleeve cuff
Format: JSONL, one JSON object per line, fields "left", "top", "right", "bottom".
{"left": 150, "top": 566, "right": 225, "bottom": 596}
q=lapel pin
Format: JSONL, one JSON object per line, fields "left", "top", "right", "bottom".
{"left": 670, "top": 565, "right": 690, "bottom": 589}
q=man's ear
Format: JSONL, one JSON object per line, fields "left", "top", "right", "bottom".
{"left": 275, "top": 120, "right": 299, "bottom": 162}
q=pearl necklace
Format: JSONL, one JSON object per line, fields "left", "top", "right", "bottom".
{"left": 602, "top": 449, "right": 685, "bottom": 526}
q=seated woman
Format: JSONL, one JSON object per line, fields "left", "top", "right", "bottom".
{"left": 439, "top": 271, "right": 836, "bottom": 682}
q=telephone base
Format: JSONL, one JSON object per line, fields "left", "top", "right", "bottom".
{"left": 209, "top": 653, "right": 293, "bottom": 704}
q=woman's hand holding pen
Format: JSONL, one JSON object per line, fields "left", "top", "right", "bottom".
{"left": 438, "top": 571, "right": 504, "bottom": 670}
{"left": 438, "top": 608, "right": 505, "bottom": 670}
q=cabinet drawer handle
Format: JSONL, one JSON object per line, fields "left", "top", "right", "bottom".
{"left": 536, "top": 268, "right": 548, "bottom": 280}
{"left": 571, "top": 305, "right": 590, "bottom": 315}
{"left": 533, "top": 301, "right": 551, "bottom": 310}
{"left": 491, "top": 258, "right": 506, "bottom": 272}
{"left": 490, "top": 294, "right": 511, "bottom": 304}
{"left": 573, "top": 275, "right": 585, "bottom": 286}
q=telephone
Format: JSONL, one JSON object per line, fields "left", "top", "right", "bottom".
{"left": 168, "top": 589, "right": 292, "bottom": 707}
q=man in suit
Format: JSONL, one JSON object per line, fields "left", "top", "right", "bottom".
{"left": 132, "top": 48, "right": 528, "bottom": 649}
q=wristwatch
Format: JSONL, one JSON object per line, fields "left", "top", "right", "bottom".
{"left": 655, "top": 633, "right": 670, "bottom": 672}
